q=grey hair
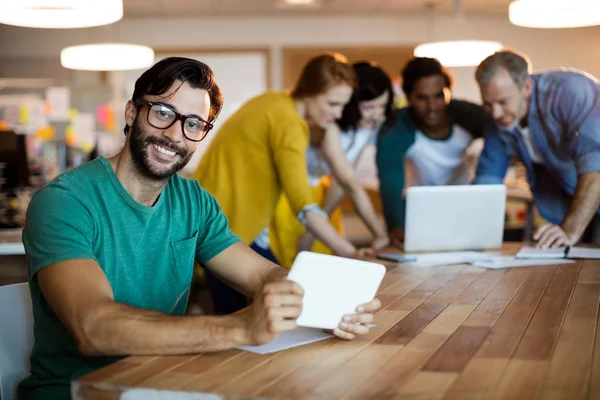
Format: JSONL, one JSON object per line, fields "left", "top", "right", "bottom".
{"left": 475, "top": 50, "right": 532, "bottom": 88}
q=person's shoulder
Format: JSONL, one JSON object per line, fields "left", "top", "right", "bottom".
{"left": 268, "top": 92, "right": 302, "bottom": 118}
{"left": 448, "top": 98, "right": 484, "bottom": 112}
{"left": 169, "top": 173, "right": 201, "bottom": 196}
{"left": 378, "top": 107, "right": 414, "bottom": 140}
{"left": 536, "top": 68, "right": 599, "bottom": 90}
{"left": 57, "top": 156, "right": 106, "bottom": 181}
{"left": 448, "top": 99, "right": 488, "bottom": 136}
{"left": 26, "top": 159, "right": 108, "bottom": 224}
{"left": 33, "top": 157, "right": 106, "bottom": 201}
{"left": 394, "top": 106, "right": 412, "bottom": 122}
{"left": 250, "top": 91, "right": 294, "bottom": 110}
{"left": 169, "top": 174, "right": 217, "bottom": 206}
{"left": 535, "top": 69, "right": 600, "bottom": 118}
{"left": 244, "top": 92, "right": 303, "bottom": 125}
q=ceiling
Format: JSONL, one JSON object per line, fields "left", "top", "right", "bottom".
{"left": 123, "top": 0, "right": 514, "bottom": 17}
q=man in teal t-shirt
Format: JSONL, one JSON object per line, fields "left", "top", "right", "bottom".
{"left": 19, "top": 57, "right": 381, "bottom": 400}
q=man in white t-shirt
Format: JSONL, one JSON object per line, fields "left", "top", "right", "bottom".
{"left": 377, "top": 57, "right": 487, "bottom": 247}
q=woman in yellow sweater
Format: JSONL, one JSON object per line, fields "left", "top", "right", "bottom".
{"left": 269, "top": 61, "right": 395, "bottom": 267}
{"left": 193, "top": 53, "right": 371, "bottom": 314}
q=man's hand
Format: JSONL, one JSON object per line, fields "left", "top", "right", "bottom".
{"left": 389, "top": 227, "right": 405, "bottom": 249}
{"left": 331, "top": 298, "right": 381, "bottom": 340}
{"left": 534, "top": 223, "right": 578, "bottom": 249}
{"left": 371, "top": 235, "right": 390, "bottom": 251}
{"left": 242, "top": 279, "right": 304, "bottom": 345}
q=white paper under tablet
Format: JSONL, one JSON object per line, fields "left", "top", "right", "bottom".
{"left": 287, "top": 251, "right": 386, "bottom": 330}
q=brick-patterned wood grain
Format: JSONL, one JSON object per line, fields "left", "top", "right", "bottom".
{"left": 73, "top": 244, "right": 600, "bottom": 400}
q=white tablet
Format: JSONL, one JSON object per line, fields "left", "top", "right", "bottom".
{"left": 287, "top": 251, "right": 386, "bottom": 330}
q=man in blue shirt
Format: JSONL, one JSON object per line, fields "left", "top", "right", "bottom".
{"left": 474, "top": 50, "right": 600, "bottom": 248}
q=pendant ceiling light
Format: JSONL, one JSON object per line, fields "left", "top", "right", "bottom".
{"left": 509, "top": 0, "right": 600, "bottom": 29}
{"left": 414, "top": 40, "right": 503, "bottom": 67}
{"left": 0, "top": 0, "right": 123, "bottom": 29}
{"left": 60, "top": 44, "right": 155, "bottom": 71}
{"left": 284, "top": 0, "right": 316, "bottom": 4}
{"left": 414, "top": 0, "right": 503, "bottom": 67}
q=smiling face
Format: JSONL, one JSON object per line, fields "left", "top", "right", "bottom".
{"left": 479, "top": 67, "right": 532, "bottom": 132}
{"left": 125, "top": 80, "right": 211, "bottom": 181}
{"left": 304, "top": 83, "right": 354, "bottom": 129}
{"left": 407, "top": 75, "right": 450, "bottom": 130}
{"left": 359, "top": 90, "right": 390, "bottom": 129}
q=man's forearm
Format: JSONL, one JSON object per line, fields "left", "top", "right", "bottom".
{"left": 79, "top": 302, "right": 249, "bottom": 357}
{"left": 263, "top": 263, "right": 289, "bottom": 284}
{"left": 561, "top": 172, "right": 600, "bottom": 241}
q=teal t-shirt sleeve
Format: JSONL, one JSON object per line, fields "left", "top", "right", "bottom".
{"left": 376, "top": 130, "right": 409, "bottom": 231}
{"left": 23, "top": 183, "right": 96, "bottom": 280}
{"left": 195, "top": 187, "right": 241, "bottom": 264}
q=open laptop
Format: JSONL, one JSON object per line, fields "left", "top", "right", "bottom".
{"left": 404, "top": 184, "right": 507, "bottom": 252}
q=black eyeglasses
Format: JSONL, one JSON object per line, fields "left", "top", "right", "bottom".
{"left": 134, "top": 99, "right": 214, "bottom": 142}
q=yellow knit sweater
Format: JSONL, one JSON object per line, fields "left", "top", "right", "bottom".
{"left": 192, "top": 92, "right": 313, "bottom": 244}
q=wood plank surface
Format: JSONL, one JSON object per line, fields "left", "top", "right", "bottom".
{"left": 72, "top": 244, "right": 599, "bottom": 400}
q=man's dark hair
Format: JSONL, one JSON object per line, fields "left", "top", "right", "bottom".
{"left": 338, "top": 61, "right": 396, "bottom": 132}
{"left": 124, "top": 57, "right": 223, "bottom": 135}
{"left": 401, "top": 57, "right": 454, "bottom": 96}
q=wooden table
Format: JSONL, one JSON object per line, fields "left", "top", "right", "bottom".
{"left": 74, "top": 243, "right": 600, "bottom": 400}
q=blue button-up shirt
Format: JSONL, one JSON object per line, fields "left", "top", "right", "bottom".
{"left": 475, "top": 69, "right": 600, "bottom": 225}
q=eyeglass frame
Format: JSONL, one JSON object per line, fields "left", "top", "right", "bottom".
{"left": 134, "top": 99, "right": 214, "bottom": 142}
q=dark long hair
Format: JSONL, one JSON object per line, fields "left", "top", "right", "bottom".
{"left": 125, "top": 57, "right": 223, "bottom": 135}
{"left": 337, "top": 61, "right": 395, "bottom": 132}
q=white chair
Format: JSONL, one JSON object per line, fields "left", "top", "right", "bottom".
{"left": 0, "top": 283, "right": 34, "bottom": 400}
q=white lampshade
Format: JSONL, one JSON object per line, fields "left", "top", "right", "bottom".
{"left": 509, "top": 0, "right": 600, "bottom": 28}
{"left": 61, "top": 44, "right": 155, "bottom": 71}
{"left": 414, "top": 40, "right": 503, "bottom": 67}
{"left": 0, "top": 0, "right": 123, "bottom": 29}
{"left": 285, "top": 0, "right": 316, "bottom": 4}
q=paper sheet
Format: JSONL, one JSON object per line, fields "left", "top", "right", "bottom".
{"left": 238, "top": 324, "right": 376, "bottom": 354}
{"left": 238, "top": 327, "right": 334, "bottom": 354}
{"left": 404, "top": 251, "right": 495, "bottom": 268}
{"left": 472, "top": 255, "right": 575, "bottom": 269}
{"left": 516, "top": 246, "right": 567, "bottom": 259}
{"left": 120, "top": 389, "right": 220, "bottom": 400}
{"left": 567, "top": 247, "right": 600, "bottom": 259}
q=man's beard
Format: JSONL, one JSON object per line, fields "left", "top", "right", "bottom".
{"left": 128, "top": 120, "right": 194, "bottom": 181}
{"left": 498, "top": 96, "right": 528, "bottom": 133}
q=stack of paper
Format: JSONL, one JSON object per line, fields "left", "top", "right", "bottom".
{"left": 121, "top": 389, "right": 220, "bottom": 400}
{"left": 238, "top": 324, "right": 376, "bottom": 354}
{"left": 378, "top": 251, "right": 494, "bottom": 268}
{"left": 516, "top": 246, "right": 567, "bottom": 259}
{"left": 378, "top": 250, "right": 579, "bottom": 270}
{"left": 516, "top": 246, "right": 600, "bottom": 260}
{"left": 566, "top": 247, "right": 600, "bottom": 259}
{"left": 238, "top": 327, "right": 334, "bottom": 354}
{"left": 472, "top": 255, "right": 575, "bottom": 269}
